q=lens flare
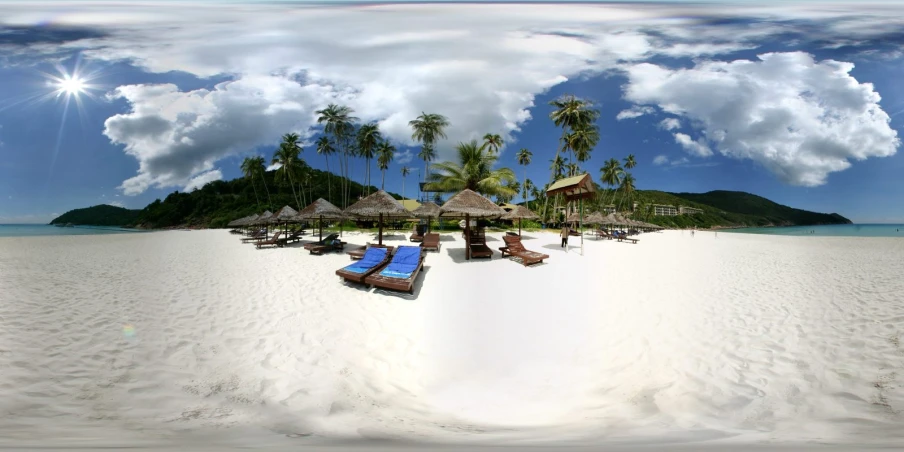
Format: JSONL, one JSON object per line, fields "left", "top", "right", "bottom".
{"left": 123, "top": 323, "right": 136, "bottom": 338}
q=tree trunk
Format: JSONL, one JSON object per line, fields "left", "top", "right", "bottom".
{"left": 261, "top": 171, "right": 272, "bottom": 209}
{"left": 324, "top": 154, "right": 332, "bottom": 204}
{"left": 249, "top": 174, "right": 260, "bottom": 210}
{"left": 381, "top": 169, "right": 385, "bottom": 190}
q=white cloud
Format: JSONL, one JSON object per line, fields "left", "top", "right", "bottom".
{"left": 622, "top": 51, "right": 900, "bottom": 186}
{"left": 395, "top": 149, "right": 414, "bottom": 165}
{"left": 673, "top": 132, "right": 713, "bottom": 157}
{"left": 266, "top": 163, "right": 282, "bottom": 172}
{"left": 3, "top": 3, "right": 903, "bottom": 193}
{"left": 184, "top": 169, "right": 223, "bottom": 192}
{"left": 652, "top": 155, "right": 669, "bottom": 165}
{"left": 652, "top": 155, "right": 691, "bottom": 167}
{"left": 2, "top": 2, "right": 786, "bottom": 195}
{"left": 659, "top": 118, "right": 681, "bottom": 130}
{"left": 616, "top": 106, "right": 655, "bottom": 120}
{"left": 107, "top": 200, "right": 125, "bottom": 208}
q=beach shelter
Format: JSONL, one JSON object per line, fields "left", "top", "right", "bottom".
{"left": 439, "top": 189, "right": 506, "bottom": 260}
{"left": 500, "top": 205, "right": 539, "bottom": 236}
{"left": 296, "top": 198, "right": 346, "bottom": 241}
{"left": 343, "top": 190, "right": 411, "bottom": 246}
{"left": 271, "top": 205, "right": 299, "bottom": 237}
{"left": 546, "top": 173, "right": 596, "bottom": 256}
{"left": 411, "top": 201, "right": 441, "bottom": 233}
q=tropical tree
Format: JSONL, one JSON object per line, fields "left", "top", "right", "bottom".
{"left": 600, "top": 157, "right": 624, "bottom": 207}
{"left": 516, "top": 147, "right": 532, "bottom": 203}
{"left": 522, "top": 178, "right": 534, "bottom": 207}
{"left": 315, "top": 136, "right": 335, "bottom": 203}
{"left": 546, "top": 94, "right": 600, "bottom": 219}
{"left": 240, "top": 156, "right": 262, "bottom": 210}
{"left": 272, "top": 132, "right": 305, "bottom": 209}
{"left": 377, "top": 140, "right": 395, "bottom": 190}
{"left": 356, "top": 123, "right": 382, "bottom": 195}
{"left": 409, "top": 112, "right": 450, "bottom": 188}
{"left": 426, "top": 140, "right": 516, "bottom": 199}
{"left": 550, "top": 155, "right": 566, "bottom": 180}
{"left": 252, "top": 156, "right": 272, "bottom": 208}
{"left": 618, "top": 172, "right": 636, "bottom": 211}
{"left": 316, "top": 104, "right": 358, "bottom": 208}
{"left": 624, "top": 154, "right": 637, "bottom": 170}
{"left": 400, "top": 166, "right": 411, "bottom": 200}
{"left": 481, "top": 133, "right": 504, "bottom": 155}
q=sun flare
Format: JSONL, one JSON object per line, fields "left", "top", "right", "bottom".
{"left": 58, "top": 76, "right": 85, "bottom": 95}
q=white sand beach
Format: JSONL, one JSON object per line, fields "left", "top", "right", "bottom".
{"left": 1, "top": 229, "right": 903, "bottom": 450}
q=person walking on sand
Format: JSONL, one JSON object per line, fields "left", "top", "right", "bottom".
{"left": 560, "top": 224, "right": 569, "bottom": 248}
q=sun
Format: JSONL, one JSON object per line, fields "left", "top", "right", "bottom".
{"left": 58, "top": 76, "right": 85, "bottom": 95}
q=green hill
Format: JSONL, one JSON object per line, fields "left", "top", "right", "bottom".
{"left": 49, "top": 204, "right": 141, "bottom": 226}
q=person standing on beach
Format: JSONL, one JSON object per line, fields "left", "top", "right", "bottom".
{"left": 560, "top": 224, "right": 569, "bottom": 248}
{"left": 691, "top": 227, "right": 695, "bottom": 237}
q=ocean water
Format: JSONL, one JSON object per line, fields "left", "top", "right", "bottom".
{"left": 723, "top": 224, "right": 904, "bottom": 237}
{"left": 0, "top": 224, "right": 148, "bottom": 237}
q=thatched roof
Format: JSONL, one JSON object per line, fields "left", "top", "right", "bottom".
{"left": 584, "top": 211, "right": 607, "bottom": 225}
{"left": 500, "top": 205, "right": 539, "bottom": 220}
{"left": 296, "top": 198, "right": 346, "bottom": 220}
{"left": 344, "top": 190, "right": 411, "bottom": 218}
{"left": 238, "top": 214, "right": 259, "bottom": 226}
{"left": 271, "top": 205, "right": 299, "bottom": 223}
{"left": 546, "top": 173, "right": 595, "bottom": 201}
{"left": 254, "top": 210, "right": 273, "bottom": 224}
{"left": 228, "top": 215, "right": 250, "bottom": 227}
{"left": 411, "top": 201, "right": 441, "bottom": 218}
{"left": 439, "top": 189, "right": 506, "bottom": 218}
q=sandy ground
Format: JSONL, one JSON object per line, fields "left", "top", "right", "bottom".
{"left": 1, "top": 228, "right": 903, "bottom": 451}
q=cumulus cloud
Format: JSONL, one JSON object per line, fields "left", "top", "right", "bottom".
{"left": 659, "top": 118, "right": 681, "bottom": 130}
{"left": 4, "top": 3, "right": 904, "bottom": 193}
{"left": 395, "top": 150, "right": 414, "bottom": 165}
{"left": 616, "top": 106, "right": 655, "bottom": 120}
{"left": 652, "top": 155, "right": 669, "bottom": 165}
{"left": 673, "top": 132, "right": 713, "bottom": 157}
{"left": 622, "top": 51, "right": 900, "bottom": 186}
{"left": 107, "top": 200, "right": 125, "bottom": 208}
{"left": 185, "top": 169, "right": 223, "bottom": 192}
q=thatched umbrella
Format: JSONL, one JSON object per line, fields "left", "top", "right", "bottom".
{"left": 296, "top": 198, "right": 347, "bottom": 241}
{"left": 270, "top": 205, "right": 298, "bottom": 237}
{"left": 343, "top": 190, "right": 411, "bottom": 245}
{"left": 439, "top": 189, "right": 506, "bottom": 260}
{"left": 584, "top": 211, "right": 606, "bottom": 225}
{"left": 500, "top": 205, "right": 539, "bottom": 236}
{"left": 411, "top": 201, "right": 441, "bottom": 233}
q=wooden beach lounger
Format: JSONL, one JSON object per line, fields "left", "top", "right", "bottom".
{"left": 255, "top": 231, "right": 284, "bottom": 249}
{"left": 499, "top": 235, "right": 549, "bottom": 266}
{"left": 364, "top": 246, "right": 426, "bottom": 294}
{"left": 240, "top": 231, "right": 267, "bottom": 242}
{"left": 336, "top": 247, "right": 393, "bottom": 284}
{"left": 420, "top": 233, "right": 441, "bottom": 252}
{"left": 303, "top": 233, "right": 343, "bottom": 254}
{"left": 347, "top": 243, "right": 394, "bottom": 260}
{"left": 277, "top": 229, "right": 306, "bottom": 245}
{"left": 614, "top": 231, "right": 639, "bottom": 244}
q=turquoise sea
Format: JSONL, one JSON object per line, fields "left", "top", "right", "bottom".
{"left": 0, "top": 224, "right": 148, "bottom": 237}
{"left": 724, "top": 223, "right": 904, "bottom": 237}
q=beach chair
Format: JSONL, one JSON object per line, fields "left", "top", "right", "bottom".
{"left": 469, "top": 242, "right": 493, "bottom": 258}
{"left": 499, "top": 234, "right": 549, "bottom": 266}
{"left": 365, "top": 246, "right": 426, "bottom": 294}
{"left": 614, "top": 231, "right": 639, "bottom": 244}
{"left": 278, "top": 228, "right": 305, "bottom": 245}
{"left": 255, "top": 231, "right": 284, "bottom": 249}
{"left": 347, "top": 243, "right": 395, "bottom": 260}
{"left": 303, "top": 233, "right": 343, "bottom": 254}
{"left": 240, "top": 230, "right": 267, "bottom": 242}
{"left": 421, "top": 233, "right": 441, "bottom": 252}
{"left": 409, "top": 224, "right": 426, "bottom": 243}
{"left": 336, "top": 247, "right": 393, "bottom": 284}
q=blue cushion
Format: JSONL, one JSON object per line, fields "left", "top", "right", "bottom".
{"left": 380, "top": 246, "right": 420, "bottom": 279}
{"left": 342, "top": 247, "right": 387, "bottom": 274}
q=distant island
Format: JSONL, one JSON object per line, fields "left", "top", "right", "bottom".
{"left": 50, "top": 167, "right": 851, "bottom": 229}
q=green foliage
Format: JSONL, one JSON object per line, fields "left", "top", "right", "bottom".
{"left": 85, "top": 168, "right": 394, "bottom": 229}
{"left": 49, "top": 204, "right": 141, "bottom": 226}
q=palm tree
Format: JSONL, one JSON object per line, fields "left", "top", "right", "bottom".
{"left": 377, "top": 140, "right": 395, "bottom": 190}
{"left": 522, "top": 178, "right": 534, "bottom": 207}
{"left": 315, "top": 136, "right": 334, "bottom": 203}
{"left": 400, "top": 166, "right": 411, "bottom": 200}
{"left": 426, "top": 139, "right": 516, "bottom": 199}
{"left": 567, "top": 123, "right": 599, "bottom": 168}
{"left": 516, "top": 148, "right": 532, "bottom": 203}
{"left": 409, "top": 112, "right": 450, "bottom": 190}
{"left": 550, "top": 155, "right": 566, "bottom": 180}
{"left": 600, "top": 157, "right": 623, "bottom": 207}
{"left": 546, "top": 94, "right": 600, "bottom": 219}
{"left": 316, "top": 104, "right": 358, "bottom": 208}
{"left": 618, "top": 172, "right": 636, "bottom": 211}
{"left": 624, "top": 154, "right": 637, "bottom": 170}
{"left": 240, "top": 156, "right": 262, "bottom": 210}
{"left": 251, "top": 156, "right": 272, "bottom": 208}
{"left": 481, "top": 133, "right": 504, "bottom": 155}
{"left": 272, "top": 133, "right": 305, "bottom": 209}
{"left": 356, "top": 123, "right": 382, "bottom": 195}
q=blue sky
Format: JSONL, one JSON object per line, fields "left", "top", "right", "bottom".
{"left": 1, "top": 1, "right": 903, "bottom": 223}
